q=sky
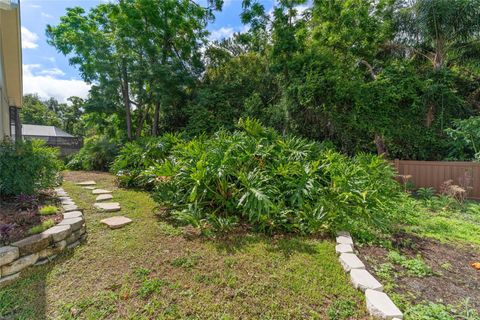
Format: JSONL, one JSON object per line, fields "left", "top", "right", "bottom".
{"left": 21, "top": 0, "right": 276, "bottom": 103}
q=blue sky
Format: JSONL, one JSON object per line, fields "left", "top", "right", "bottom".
{"left": 21, "top": 0, "right": 276, "bottom": 102}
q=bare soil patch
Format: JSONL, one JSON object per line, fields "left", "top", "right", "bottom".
{"left": 359, "top": 233, "right": 480, "bottom": 311}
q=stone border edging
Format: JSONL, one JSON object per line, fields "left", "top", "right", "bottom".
{"left": 0, "top": 187, "right": 86, "bottom": 288}
{"left": 336, "top": 231, "right": 403, "bottom": 320}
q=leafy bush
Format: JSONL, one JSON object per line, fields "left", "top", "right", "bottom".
{"left": 39, "top": 205, "right": 58, "bottom": 215}
{"left": 111, "top": 134, "right": 184, "bottom": 188}
{"left": 144, "top": 119, "right": 404, "bottom": 236}
{"left": 0, "top": 140, "right": 61, "bottom": 196}
{"left": 67, "top": 136, "right": 119, "bottom": 171}
{"left": 416, "top": 187, "right": 436, "bottom": 201}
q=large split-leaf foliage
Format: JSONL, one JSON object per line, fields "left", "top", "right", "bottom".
{"left": 112, "top": 119, "right": 406, "bottom": 236}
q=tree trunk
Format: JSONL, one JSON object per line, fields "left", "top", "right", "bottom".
{"left": 152, "top": 101, "right": 160, "bottom": 136}
{"left": 121, "top": 63, "right": 133, "bottom": 140}
{"left": 374, "top": 133, "right": 387, "bottom": 157}
{"left": 135, "top": 103, "right": 151, "bottom": 139}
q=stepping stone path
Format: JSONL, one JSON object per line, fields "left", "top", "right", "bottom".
{"left": 77, "top": 181, "right": 96, "bottom": 186}
{"left": 77, "top": 181, "right": 132, "bottom": 230}
{"left": 94, "top": 202, "right": 121, "bottom": 212}
{"left": 96, "top": 194, "right": 113, "bottom": 202}
{"left": 92, "top": 189, "right": 112, "bottom": 195}
{"left": 100, "top": 216, "right": 132, "bottom": 229}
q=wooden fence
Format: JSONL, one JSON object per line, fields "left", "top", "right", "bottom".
{"left": 392, "top": 160, "right": 480, "bottom": 199}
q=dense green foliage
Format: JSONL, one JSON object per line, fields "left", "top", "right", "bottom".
{"left": 21, "top": 94, "right": 86, "bottom": 136}
{"left": 67, "top": 136, "right": 119, "bottom": 171}
{"left": 46, "top": 0, "right": 480, "bottom": 161}
{"left": 111, "top": 134, "right": 184, "bottom": 188}
{"left": 113, "top": 119, "right": 404, "bottom": 235}
{"left": 0, "top": 140, "right": 61, "bottom": 196}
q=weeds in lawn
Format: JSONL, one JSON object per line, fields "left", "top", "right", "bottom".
{"left": 133, "top": 267, "right": 151, "bottom": 280}
{"left": 171, "top": 255, "right": 199, "bottom": 269}
{"left": 405, "top": 299, "right": 480, "bottom": 320}
{"left": 327, "top": 299, "right": 356, "bottom": 320}
{"left": 138, "top": 278, "right": 166, "bottom": 298}
{"left": 387, "top": 251, "right": 432, "bottom": 277}
{"left": 373, "top": 263, "right": 396, "bottom": 290}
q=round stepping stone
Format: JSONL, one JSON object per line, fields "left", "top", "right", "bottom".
{"left": 96, "top": 194, "right": 113, "bottom": 202}
{"left": 77, "top": 181, "right": 96, "bottom": 186}
{"left": 83, "top": 186, "right": 96, "bottom": 190}
{"left": 350, "top": 269, "right": 383, "bottom": 292}
{"left": 61, "top": 200, "right": 75, "bottom": 205}
{"left": 100, "top": 216, "right": 132, "bottom": 229}
{"left": 92, "top": 189, "right": 112, "bottom": 195}
{"left": 63, "top": 204, "right": 79, "bottom": 212}
{"left": 94, "top": 202, "right": 121, "bottom": 212}
{"left": 365, "top": 289, "right": 403, "bottom": 319}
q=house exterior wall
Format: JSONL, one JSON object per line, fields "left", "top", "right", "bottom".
{"left": 0, "top": 2, "right": 22, "bottom": 140}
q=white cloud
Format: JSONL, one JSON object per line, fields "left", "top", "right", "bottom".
{"left": 209, "top": 27, "right": 235, "bottom": 41}
{"left": 37, "top": 67, "right": 65, "bottom": 77}
{"left": 23, "top": 64, "right": 91, "bottom": 102}
{"left": 43, "top": 56, "right": 56, "bottom": 63}
{"left": 21, "top": 27, "right": 39, "bottom": 49}
{"left": 41, "top": 12, "right": 53, "bottom": 19}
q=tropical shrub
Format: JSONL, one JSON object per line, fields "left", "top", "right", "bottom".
{"left": 0, "top": 140, "right": 61, "bottom": 196}
{"left": 145, "top": 119, "right": 404, "bottom": 236}
{"left": 111, "top": 134, "right": 184, "bottom": 188}
{"left": 67, "top": 136, "right": 119, "bottom": 171}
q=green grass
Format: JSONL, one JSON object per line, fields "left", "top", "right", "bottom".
{"left": 39, "top": 205, "right": 58, "bottom": 215}
{"left": 0, "top": 171, "right": 369, "bottom": 319}
{"left": 28, "top": 220, "right": 55, "bottom": 235}
{"left": 406, "top": 198, "right": 480, "bottom": 247}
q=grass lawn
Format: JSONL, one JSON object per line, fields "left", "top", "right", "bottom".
{"left": 0, "top": 171, "right": 369, "bottom": 320}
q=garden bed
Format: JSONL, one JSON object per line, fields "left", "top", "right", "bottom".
{"left": 359, "top": 233, "right": 480, "bottom": 313}
{"left": 357, "top": 195, "right": 480, "bottom": 318}
{"left": 0, "top": 193, "right": 63, "bottom": 243}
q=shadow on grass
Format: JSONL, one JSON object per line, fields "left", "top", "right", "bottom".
{"left": 0, "top": 248, "right": 76, "bottom": 319}
{"left": 210, "top": 233, "right": 322, "bottom": 257}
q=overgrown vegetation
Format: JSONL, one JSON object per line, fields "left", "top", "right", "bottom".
{"left": 0, "top": 140, "right": 61, "bottom": 196}
{"left": 111, "top": 119, "right": 406, "bottom": 236}
{"left": 43, "top": 0, "right": 480, "bottom": 162}
{"left": 67, "top": 136, "right": 118, "bottom": 171}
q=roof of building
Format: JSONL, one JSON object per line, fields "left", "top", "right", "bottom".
{"left": 22, "top": 124, "right": 75, "bottom": 138}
